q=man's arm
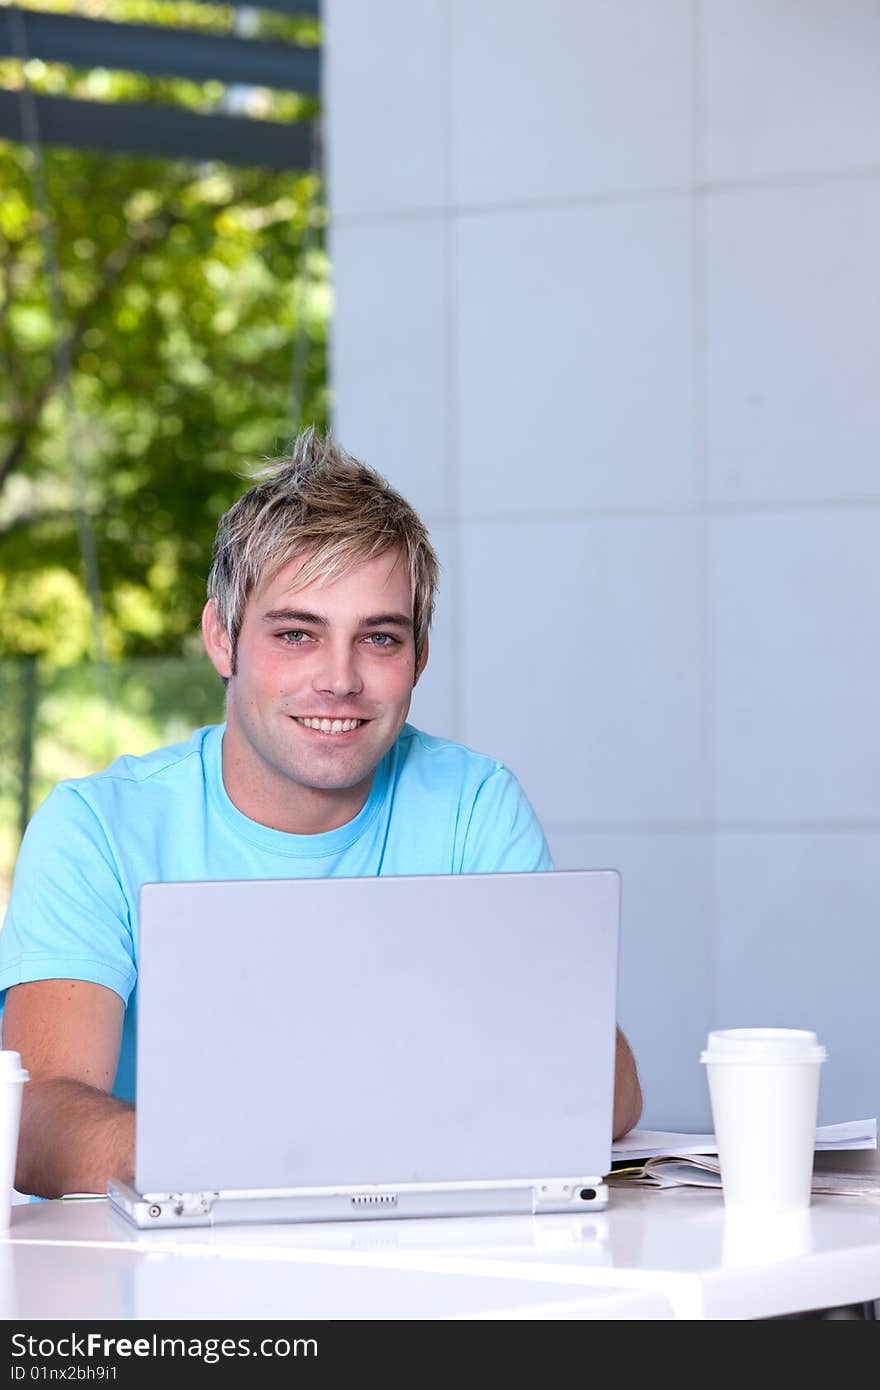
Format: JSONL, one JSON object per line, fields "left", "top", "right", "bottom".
{"left": 613, "top": 1026, "right": 642, "bottom": 1139}
{"left": 2, "top": 979, "right": 134, "bottom": 1198}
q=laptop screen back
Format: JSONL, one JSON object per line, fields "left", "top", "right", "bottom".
{"left": 135, "top": 870, "right": 620, "bottom": 1195}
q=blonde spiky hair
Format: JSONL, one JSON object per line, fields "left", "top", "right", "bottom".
{"left": 207, "top": 428, "right": 439, "bottom": 672}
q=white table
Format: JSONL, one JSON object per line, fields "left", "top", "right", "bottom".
{"left": 0, "top": 1199, "right": 668, "bottom": 1321}
{"left": 4, "top": 1185, "right": 880, "bottom": 1320}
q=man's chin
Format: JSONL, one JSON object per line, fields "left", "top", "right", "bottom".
{"left": 280, "top": 754, "right": 377, "bottom": 795}
{"left": 296, "top": 773, "right": 373, "bottom": 794}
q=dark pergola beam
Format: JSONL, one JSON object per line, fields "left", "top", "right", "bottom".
{"left": 0, "top": 8, "right": 319, "bottom": 94}
{"left": 190, "top": 0, "right": 319, "bottom": 12}
{"left": 0, "top": 90, "right": 314, "bottom": 170}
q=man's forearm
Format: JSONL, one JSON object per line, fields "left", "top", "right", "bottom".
{"left": 612, "top": 1027, "right": 643, "bottom": 1139}
{"left": 15, "top": 1079, "right": 135, "bottom": 1199}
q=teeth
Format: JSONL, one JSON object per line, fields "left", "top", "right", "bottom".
{"left": 296, "top": 717, "right": 363, "bottom": 734}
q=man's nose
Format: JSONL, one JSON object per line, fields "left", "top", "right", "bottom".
{"left": 313, "top": 642, "right": 364, "bottom": 698}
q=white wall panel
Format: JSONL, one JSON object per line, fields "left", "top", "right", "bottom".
{"left": 457, "top": 200, "right": 698, "bottom": 515}
{"left": 713, "top": 832, "right": 880, "bottom": 1126}
{"left": 324, "top": 0, "right": 450, "bottom": 218}
{"left": 461, "top": 517, "right": 708, "bottom": 826}
{"left": 331, "top": 219, "right": 453, "bottom": 519}
{"left": 711, "top": 512, "right": 880, "bottom": 823}
{"left": 452, "top": 0, "right": 693, "bottom": 205}
{"left": 703, "top": 0, "right": 880, "bottom": 182}
{"left": 706, "top": 182, "right": 880, "bottom": 505}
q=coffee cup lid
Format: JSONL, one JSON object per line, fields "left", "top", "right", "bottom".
{"left": 700, "top": 1028, "right": 827, "bottom": 1065}
{"left": 0, "top": 1050, "right": 29, "bottom": 1083}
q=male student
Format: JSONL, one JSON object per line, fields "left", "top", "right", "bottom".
{"left": 0, "top": 430, "right": 642, "bottom": 1197}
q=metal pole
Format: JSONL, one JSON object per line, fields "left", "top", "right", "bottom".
{"left": 17, "top": 653, "right": 37, "bottom": 840}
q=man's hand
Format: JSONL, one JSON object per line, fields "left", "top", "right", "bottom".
{"left": 2, "top": 979, "right": 134, "bottom": 1198}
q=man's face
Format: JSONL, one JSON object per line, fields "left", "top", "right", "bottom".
{"left": 203, "top": 548, "right": 427, "bottom": 832}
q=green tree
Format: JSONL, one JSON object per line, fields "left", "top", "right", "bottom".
{"left": 0, "top": 0, "right": 328, "bottom": 663}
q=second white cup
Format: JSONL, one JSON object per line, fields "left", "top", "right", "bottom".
{"left": 700, "top": 1028, "right": 826, "bottom": 1215}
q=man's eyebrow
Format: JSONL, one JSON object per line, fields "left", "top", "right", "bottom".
{"left": 262, "top": 609, "right": 328, "bottom": 625}
{"left": 359, "top": 613, "right": 413, "bottom": 629}
{"left": 261, "top": 609, "right": 413, "bottom": 629}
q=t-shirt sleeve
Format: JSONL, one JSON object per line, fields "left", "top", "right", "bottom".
{"left": 0, "top": 783, "right": 136, "bottom": 1004}
{"left": 459, "top": 765, "right": 555, "bottom": 873}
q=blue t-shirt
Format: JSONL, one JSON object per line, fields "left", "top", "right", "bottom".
{"left": 0, "top": 723, "right": 552, "bottom": 1099}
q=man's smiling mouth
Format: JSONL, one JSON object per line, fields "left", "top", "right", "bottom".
{"left": 292, "top": 717, "right": 367, "bottom": 734}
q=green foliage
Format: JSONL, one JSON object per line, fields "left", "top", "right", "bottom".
{"left": 0, "top": 654, "right": 226, "bottom": 882}
{"left": 11, "top": 0, "right": 319, "bottom": 47}
{"left": 0, "top": 2, "right": 329, "bottom": 663}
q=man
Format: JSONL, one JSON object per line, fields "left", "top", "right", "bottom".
{"left": 1, "top": 430, "right": 642, "bottom": 1197}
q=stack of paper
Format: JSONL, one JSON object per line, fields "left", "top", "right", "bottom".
{"left": 608, "top": 1119, "right": 880, "bottom": 1199}
{"left": 611, "top": 1118, "right": 877, "bottom": 1161}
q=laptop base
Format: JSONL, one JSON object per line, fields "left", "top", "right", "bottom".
{"left": 107, "top": 1176, "right": 609, "bottom": 1229}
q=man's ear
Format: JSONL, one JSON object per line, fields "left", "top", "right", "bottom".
{"left": 413, "top": 632, "right": 429, "bottom": 688}
{"left": 202, "top": 599, "right": 234, "bottom": 680}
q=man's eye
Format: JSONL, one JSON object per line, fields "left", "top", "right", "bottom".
{"left": 280, "top": 630, "right": 308, "bottom": 644}
{"left": 366, "top": 633, "right": 398, "bottom": 647}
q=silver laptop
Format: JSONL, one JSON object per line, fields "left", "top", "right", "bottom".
{"left": 108, "top": 869, "right": 620, "bottom": 1229}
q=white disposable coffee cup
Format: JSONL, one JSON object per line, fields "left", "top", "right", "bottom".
{"left": 700, "top": 1028, "right": 826, "bottom": 1215}
{"left": 0, "top": 1050, "right": 29, "bottom": 1230}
